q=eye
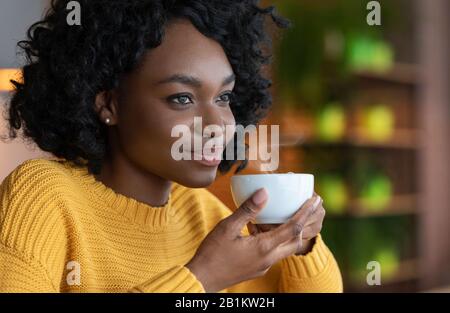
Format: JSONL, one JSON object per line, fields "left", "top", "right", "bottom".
{"left": 168, "top": 94, "right": 193, "bottom": 106}
{"left": 216, "top": 92, "right": 233, "bottom": 105}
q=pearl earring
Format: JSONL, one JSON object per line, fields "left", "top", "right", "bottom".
{"left": 105, "top": 118, "right": 111, "bottom": 124}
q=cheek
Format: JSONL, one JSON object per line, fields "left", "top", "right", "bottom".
{"left": 119, "top": 106, "right": 162, "bottom": 141}
{"left": 117, "top": 99, "right": 179, "bottom": 160}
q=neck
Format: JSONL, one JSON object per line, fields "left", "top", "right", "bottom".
{"left": 95, "top": 153, "right": 172, "bottom": 208}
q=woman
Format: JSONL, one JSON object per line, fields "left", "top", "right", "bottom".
{"left": 0, "top": 0, "right": 342, "bottom": 292}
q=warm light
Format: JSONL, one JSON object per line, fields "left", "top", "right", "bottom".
{"left": 0, "top": 69, "right": 22, "bottom": 92}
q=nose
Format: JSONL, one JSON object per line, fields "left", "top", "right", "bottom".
{"left": 198, "top": 105, "right": 225, "bottom": 139}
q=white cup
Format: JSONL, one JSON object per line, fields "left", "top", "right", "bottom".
{"left": 230, "top": 173, "right": 314, "bottom": 224}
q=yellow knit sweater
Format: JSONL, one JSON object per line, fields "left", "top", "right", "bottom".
{"left": 0, "top": 158, "right": 343, "bottom": 293}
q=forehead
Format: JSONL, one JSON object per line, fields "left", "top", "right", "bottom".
{"left": 137, "top": 19, "right": 233, "bottom": 81}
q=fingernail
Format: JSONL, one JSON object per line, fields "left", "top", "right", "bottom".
{"left": 252, "top": 188, "right": 268, "bottom": 205}
{"left": 312, "top": 196, "right": 321, "bottom": 209}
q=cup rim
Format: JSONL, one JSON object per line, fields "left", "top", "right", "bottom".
{"left": 231, "top": 173, "right": 314, "bottom": 179}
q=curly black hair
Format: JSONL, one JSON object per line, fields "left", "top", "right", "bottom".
{"left": 5, "top": 0, "right": 289, "bottom": 175}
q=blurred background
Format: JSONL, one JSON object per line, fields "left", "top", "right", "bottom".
{"left": 0, "top": 0, "right": 449, "bottom": 292}
{"left": 208, "top": 0, "right": 450, "bottom": 292}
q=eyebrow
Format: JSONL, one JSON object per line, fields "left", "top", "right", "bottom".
{"left": 155, "top": 73, "right": 235, "bottom": 88}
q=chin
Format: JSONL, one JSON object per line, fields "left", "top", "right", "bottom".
{"left": 175, "top": 167, "right": 218, "bottom": 188}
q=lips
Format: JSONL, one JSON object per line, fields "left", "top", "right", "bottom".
{"left": 189, "top": 147, "right": 224, "bottom": 161}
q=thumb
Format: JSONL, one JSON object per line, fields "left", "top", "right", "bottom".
{"left": 224, "top": 188, "right": 268, "bottom": 235}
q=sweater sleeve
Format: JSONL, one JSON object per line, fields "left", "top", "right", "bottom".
{"left": 224, "top": 228, "right": 343, "bottom": 293}
{"left": 0, "top": 160, "right": 68, "bottom": 292}
{"left": 0, "top": 243, "right": 58, "bottom": 292}
{"left": 0, "top": 241, "right": 206, "bottom": 293}
{"left": 129, "top": 265, "right": 205, "bottom": 293}
{"left": 277, "top": 234, "right": 343, "bottom": 293}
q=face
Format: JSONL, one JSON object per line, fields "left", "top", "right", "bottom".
{"left": 98, "top": 19, "right": 236, "bottom": 188}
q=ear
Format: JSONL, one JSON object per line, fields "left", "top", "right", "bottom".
{"left": 94, "top": 90, "right": 119, "bottom": 125}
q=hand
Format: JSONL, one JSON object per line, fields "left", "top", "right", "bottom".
{"left": 246, "top": 192, "right": 325, "bottom": 256}
{"left": 185, "top": 188, "right": 315, "bottom": 293}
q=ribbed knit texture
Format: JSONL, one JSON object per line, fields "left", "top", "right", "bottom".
{"left": 0, "top": 158, "right": 343, "bottom": 293}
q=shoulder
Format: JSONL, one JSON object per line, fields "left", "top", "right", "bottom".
{"left": 1, "top": 157, "right": 74, "bottom": 192}
{"left": 0, "top": 158, "right": 77, "bottom": 205}
{"left": 0, "top": 158, "right": 72, "bottom": 249}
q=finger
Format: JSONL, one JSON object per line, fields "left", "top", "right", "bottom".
{"left": 246, "top": 222, "right": 260, "bottom": 236}
{"left": 276, "top": 226, "right": 318, "bottom": 257}
{"left": 282, "top": 225, "right": 317, "bottom": 244}
{"left": 223, "top": 188, "right": 268, "bottom": 235}
{"left": 304, "top": 200, "right": 325, "bottom": 227}
{"left": 258, "top": 224, "right": 281, "bottom": 232}
{"left": 296, "top": 195, "right": 322, "bottom": 220}
{"left": 262, "top": 195, "right": 321, "bottom": 248}
{"left": 271, "top": 234, "right": 303, "bottom": 261}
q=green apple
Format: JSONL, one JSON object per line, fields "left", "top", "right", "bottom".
{"left": 360, "top": 174, "right": 392, "bottom": 212}
{"left": 347, "top": 36, "right": 374, "bottom": 71}
{"left": 316, "top": 103, "right": 346, "bottom": 141}
{"left": 363, "top": 105, "right": 394, "bottom": 141}
{"left": 374, "top": 247, "right": 400, "bottom": 279}
{"left": 318, "top": 174, "right": 348, "bottom": 214}
{"left": 371, "top": 41, "right": 394, "bottom": 73}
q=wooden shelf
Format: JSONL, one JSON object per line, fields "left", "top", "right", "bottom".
{"left": 389, "top": 259, "right": 419, "bottom": 283}
{"left": 348, "top": 194, "right": 418, "bottom": 217}
{"left": 327, "top": 194, "right": 418, "bottom": 218}
{"left": 346, "top": 259, "right": 419, "bottom": 292}
{"left": 423, "top": 285, "right": 450, "bottom": 293}
{"left": 280, "top": 128, "right": 421, "bottom": 150}
{"left": 353, "top": 63, "right": 420, "bottom": 86}
{"left": 347, "top": 128, "right": 421, "bottom": 149}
